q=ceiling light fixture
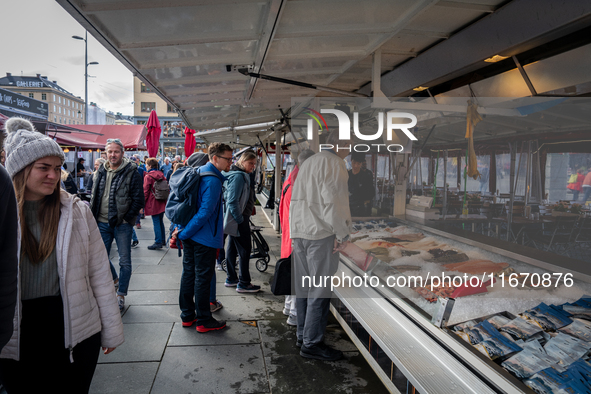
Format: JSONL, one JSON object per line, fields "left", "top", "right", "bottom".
{"left": 484, "top": 54, "right": 509, "bottom": 63}
{"left": 413, "top": 86, "right": 429, "bottom": 92}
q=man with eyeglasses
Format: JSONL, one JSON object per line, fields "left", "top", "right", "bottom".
{"left": 177, "top": 142, "right": 232, "bottom": 332}
{"left": 90, "top": 138, "right": 145, "bottom": 311}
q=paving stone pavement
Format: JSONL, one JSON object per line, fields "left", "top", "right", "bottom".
{"left": 90, "top": 209, "right": 389, "bottom": 394}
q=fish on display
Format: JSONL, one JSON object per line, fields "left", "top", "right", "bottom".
{"left": 559, "top": 319, "right": 591, "bottom": 342}
{"left": 487, "top": 314, "right": 512, "bottom": 330}
{"left": 442, "top": 260, "right": 509, "bottom": 275}
{"left": 562, "top": 304, "right": 591, "bottom": 321}
{"left": 474, "top": 334, "right": 523, "bottom": 360}
{"left": 501, "top": 349, "right": 553, "bottom": 379}
{"left": 524, "top": 367, "right": 570, "bottom": 394}
{"left": 500, "top": 317, "right": 544, "bottom": 340}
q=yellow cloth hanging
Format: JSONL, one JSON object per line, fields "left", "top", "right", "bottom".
{"left": 465, "top": 100, "right": 482, "bottom": 180}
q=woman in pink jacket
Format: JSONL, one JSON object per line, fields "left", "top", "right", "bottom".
{"left": 278, "top": 149, "right": 314, "bottom": 326}
{"left": 143, "top": 157, "right": 167, "bottom": 249}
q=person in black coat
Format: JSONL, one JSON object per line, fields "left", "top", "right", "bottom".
{"left": 0, "top": 130, "right": 18, "bottom": 352}
{"left": 348, "top": 151, "right": 375, "bottom": 217}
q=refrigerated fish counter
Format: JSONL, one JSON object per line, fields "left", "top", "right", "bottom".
{"left": 330, "top": 216, "right": 591, "bottom": 394}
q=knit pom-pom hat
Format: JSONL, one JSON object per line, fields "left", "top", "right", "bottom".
{"left": 4, "top": 117, "right": 65, "bottom": 178}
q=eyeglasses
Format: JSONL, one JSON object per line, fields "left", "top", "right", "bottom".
{"left": 106, "top": 138, "right": 122, "bottom": 143}
{"left": 216, "top": 155, "right": 233, "bottom": 162}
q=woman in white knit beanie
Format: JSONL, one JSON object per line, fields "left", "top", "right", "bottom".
{"left": 0, "top": 118, "right": 124, "bottom": 393}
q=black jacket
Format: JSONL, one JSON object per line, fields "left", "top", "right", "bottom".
{"left": 90, "top": 160, "right": 145, "bottom": 228}
{"left": 0, "top": 165, "right": 18, "bottom": 351}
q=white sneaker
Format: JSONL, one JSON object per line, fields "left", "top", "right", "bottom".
{"left": 216, "top": 263, "right": 224, "bottom": 271}
{"left": 287, "top": 314, "right": 297, "bottom": 326}
{"left": 282, "top": 307, "right": 290, "bottom": 316}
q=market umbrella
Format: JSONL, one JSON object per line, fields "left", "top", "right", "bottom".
{"left": 0, "top": 113, "right": 8, "bottom": 130}
{"left": 184, "top": 127, "right": 196, "bottom": 158}
{"left": 146, "top": 110, "right": 161, "bottom": 158}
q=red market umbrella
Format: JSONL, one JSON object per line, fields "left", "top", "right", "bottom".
{"left": 184, "top": 127, "right": 196, "bottom": 158}
{"left": 146, "top": 110, "right": 161, "bottom": 158}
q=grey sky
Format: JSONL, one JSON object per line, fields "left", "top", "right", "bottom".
{"left": 1, "top": 0, "right": 133, "bottom": 115}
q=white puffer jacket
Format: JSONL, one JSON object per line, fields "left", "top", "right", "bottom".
{"left": 1, "top": 191, "right": 124, "bottom": 361}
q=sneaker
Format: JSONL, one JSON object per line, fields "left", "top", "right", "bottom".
{"left": 131, "top": 240, "right": 139, "bottom": 248}
{"left": 136, "top": 223, "right": 141, "bottom": 229}
{"left": 196, "top": 318, "right": 226, "bottom": 333}
{"left": 216, "top": 263, "right": 224, "bottom": 271}
{"left": 117, "top": 295, "right": 125, "bottom": 312}
{"left": 287, "top": 314, "right": 297, "bottom": 326}
{"left": 300, "top": 343, "right": 343, "bottom": 361}
{"left": 210, "top": 301, "right": 223, "bottom": 313}
{"left": 282, "top": 307, "right": 290, "bottom": 316}
{"left": 296, "top": 339, "right": 303, "bottom": 348}
{"left": 225, "top": 280, "right": 238, "bottom": 287}
{"left": 147, "top": 243, "right": 163, "bottom": 250}
{"left": 236, "top": 284, "right": 261, "bottom": 293}
{"left": 182, "top": 318, "right": 197, "bottom": 327}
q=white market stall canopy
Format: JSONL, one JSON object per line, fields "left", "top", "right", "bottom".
{"left": 58, "top": 0, "right": 591, "bottom": 146}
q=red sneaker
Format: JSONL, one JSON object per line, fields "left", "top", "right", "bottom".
{"left": 196, "top": 318, "right": 226, "bottom": 333}
{"left": 182, "top": 318, "right": 197, "bottom": 327}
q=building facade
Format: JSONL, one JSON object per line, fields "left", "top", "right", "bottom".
{"left": 133, "top": 77, "right": 205, "bottom": 158}
{"left": 0, "top": 73, "right": 85, "bottom": 125}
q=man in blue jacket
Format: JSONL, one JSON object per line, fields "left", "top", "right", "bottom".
{"left": 177, "top": 142, "right": 233, "bottom": 332}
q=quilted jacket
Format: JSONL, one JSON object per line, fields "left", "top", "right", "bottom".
{"left": 1, "top": 191, "right": 124, "bottom": 361}
{"left": 90, "top": 158, "right": 144, "bottom": 228}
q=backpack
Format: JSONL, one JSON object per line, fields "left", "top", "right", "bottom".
{"left": 152, "top": 177, "right": 170, "bottom": 200}
{"left": 271, "top": 255, "right": 293, "bottom": 296}
{"left": 165, "top": 166, "right": 216, "bottom": 227}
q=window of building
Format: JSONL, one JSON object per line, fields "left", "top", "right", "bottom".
{"left": 58, "top": 96, "right": 61, "bottom": 104}
{"left": 141, "top": 102, "right": 156, "bottom": 112}
{"left": 42, "top": 93, "right": 47, "bottom": 100}
{"left": 167, "top": 104, "right": 176, "bottom": 113}
{"left": 68, "top": 99, "right": 71, "bottom": 106}
{"left": 54, "top": 115, "right": 57, "bottom": 122}
{"left": 58, "top": 107, "right": 61, "bottom": 114}
{"left": 53, "top": 94, "right": 56, "bottom": 101}
{"left": 53, "top": 105, "right": 56, "bottom": 112}
{"left": 140, "top": 83, "right": 152, "bottom": 93}
{"left": 28, "top": 93, "right": 34, "bottom": 98}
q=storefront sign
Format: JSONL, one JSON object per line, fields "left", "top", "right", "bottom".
{"left": 0, "top": 87, "right": 48, "bottom": 118}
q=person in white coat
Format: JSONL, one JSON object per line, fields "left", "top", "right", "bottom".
{"left": 0, "top": 118, "right": 124, "bottom": 393}
{"left": 289, "top": 130, "right": 352, "bottom": 361}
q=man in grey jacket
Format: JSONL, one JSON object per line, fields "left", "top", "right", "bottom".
{"left": 290, "top": 131, "right": 352, "bottom": 361}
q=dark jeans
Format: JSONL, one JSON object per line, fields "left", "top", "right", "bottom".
{"left": 98, "top": 222, "right": 133, "bottom": 296}
{"left": 0, "top": 296, "right": 101, "bottom": 394}
{"left": 151, "top": 212, "right": 166, "bottom": 245}
{"left": 179, "top": 239, "right": 216, "bottom": 324}
{"left": 226, "top": 215, "right": 252, "bottom": 286}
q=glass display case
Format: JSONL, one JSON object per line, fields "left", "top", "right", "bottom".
{"left": 332, "top": 217, "right": 591, "bottom": 393}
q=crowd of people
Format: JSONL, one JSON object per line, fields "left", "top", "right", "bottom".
{"left": 568, "top": 166, "right": 591, "bottom": 203}
{"left": 0, "top": 116, "right": 358, "bottom": 392}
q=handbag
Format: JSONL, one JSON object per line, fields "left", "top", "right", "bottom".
{"left": 271, "top": 255, "right": 292, "bottom": 296}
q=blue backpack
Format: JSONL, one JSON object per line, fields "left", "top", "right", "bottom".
{"left": 165, "top": 166, "right": 216, "bottom": 227}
